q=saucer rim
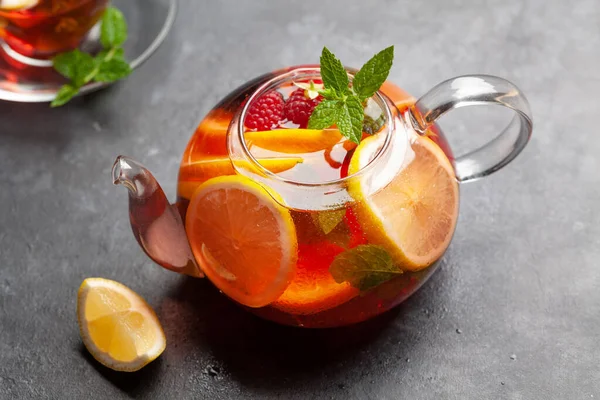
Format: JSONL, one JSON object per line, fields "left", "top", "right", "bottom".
{"left": 0, "top": 0, "right": 178, "bottom": 103}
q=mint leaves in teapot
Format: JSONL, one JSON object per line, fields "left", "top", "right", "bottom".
{"left": 308, "top": 46, "right": 394, "bottom": 144}
{"left": 51, "top": 7, "right": 132, "bottom": 107}
{"left": 329, "top": 245, "right": 403, "bottom": 292}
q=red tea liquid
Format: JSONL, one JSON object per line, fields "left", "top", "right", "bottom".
{"left": 177, "top": 69, "right": 455, "bottom": 327}
{"left": 0, "top": 0, "right": 108, "bottom": 58}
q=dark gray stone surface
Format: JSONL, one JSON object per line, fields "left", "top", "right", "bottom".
{"left": 1, "top": 0, "right": 599, "bottom": 398}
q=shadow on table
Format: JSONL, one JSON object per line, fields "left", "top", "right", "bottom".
{"left": 78, "top": 266, "right": 448, "bottom": 396}
{"left": 79, "top": 344, "right": 163, "bottom": 397}
{"left": 163, "top": 276, "right": 423, "bottom": 391}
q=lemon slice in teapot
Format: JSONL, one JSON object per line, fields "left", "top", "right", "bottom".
{"left": 185, "top": 175, "right": 298, "bottom": 308}
{"left": 348, "top": 134, "right": 459, "bottom": 271}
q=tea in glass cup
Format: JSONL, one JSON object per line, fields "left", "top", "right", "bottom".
{"left": 0, "top": 0, "right": 108, "bottom": 59}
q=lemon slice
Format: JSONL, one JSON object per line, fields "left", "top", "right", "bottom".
{"left": 0, "top": 0, "right": 38, "bottom": 11}
{"left": 349, "top": 134, "right": 459, "bottom": 271}
{"left": 77, "top": 278, "right": 166, "bottom": 372}
{"left": 186, "top": 175, "right": 297, "bottom": 308}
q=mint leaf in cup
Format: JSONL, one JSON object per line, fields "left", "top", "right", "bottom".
{"left": 51, "top": 6, "right": 131, "bottom": 107}
{"left": 330, "top": 245, "right": 403, "bottom": 291}
{"left": 95, "top": 58, "right": 132, "bottom": 83}
{"left": 53, "top": 50, "right": 95, "bottom": 87}
{"left": 100, "top": 7, "right": 128, "bottom": 48}
{"left": 51, "top": 84, "right": 79, "bottom": 107}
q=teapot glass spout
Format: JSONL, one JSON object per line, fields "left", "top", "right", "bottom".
{"left": 112, "top": 156, "right": 203, "bottom": 278}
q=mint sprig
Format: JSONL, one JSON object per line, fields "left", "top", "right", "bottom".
{"left": 308, "top": 46, "right": 394, "bottom": 143}
{"left": 100, "top": 7, "right": 128, "bottom": 48}
{"left": 329, "top": 245, "right": 403, "bottom": 291}
{"left": 319, "top": 47, "right": 350, "bottom": 95}
{"left": 51, "top": 7, "right": 132, "bottom": 107}
{"left": 353, "top": 47, "right": 394, "bottom": 101}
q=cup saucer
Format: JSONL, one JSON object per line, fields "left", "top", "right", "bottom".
{"left": 0, "top": 0, "right": 177, "bottom": 103}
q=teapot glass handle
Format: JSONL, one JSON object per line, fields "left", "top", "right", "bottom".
{"left": 408, "top": 75, "right": 533, "bottom": 183}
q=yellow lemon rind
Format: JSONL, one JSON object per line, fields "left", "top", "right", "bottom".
{"left": 186, "top": 175, "right": 298, "bottom": 308}
{"left": 77, "top": 278, "right": 166, "bottom": 372}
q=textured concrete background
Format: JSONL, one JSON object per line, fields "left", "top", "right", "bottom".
{"left": 1, "top": 0, "right": 599, "bottom": 398}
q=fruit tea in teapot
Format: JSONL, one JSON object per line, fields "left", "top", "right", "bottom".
{"left": 113, "top": 47, "right": 532, "bottom": 328}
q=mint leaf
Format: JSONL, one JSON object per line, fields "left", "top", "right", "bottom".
{"left": 96, "top": 47, "right": 124, "bottom": 63}
{"left": 308, "top": 100, "right": 342, "bottom": 129}
{"left": 310, "top": 47, "right": 395, "bottom": 140}
{"left": 324, "top": 224, "right": 352, "bottom": 249}
{"left": 51, "top": 6, "right": 132, "bottom": 107}
{"left": 363, "top": 115, "right": 385, "bottom": 135}
{"left": 313, "top": 209, "right": 346, "bottom": 235}
{"left": 330, "top": 245, "right": 402, "bottom": 291}
{"left": 51, "top": 84, "right": 79, "bottom": 108}
{"left": 353, "top": 46, "right": 394, "bottom": 101}
{"left": 318, "top": 87, "right": 339, "bottom": 100}
{"left": 320, "top": 47, "right": 350, "bottom": 95}
{"left": 336, "top": 96, "right": 364, "bottom": 144}
{"left": 95, "top": 58, "right": 132, "bottom": 82}
{"left": 53, "top": 50, "right": 95, "bottom": 86}
{"left": 100, "top": 7, "right": 127, "bottom": 48}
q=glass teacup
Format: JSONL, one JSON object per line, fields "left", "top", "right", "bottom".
{"left": 0, "top": 0, "right": 108, "bottom": 59}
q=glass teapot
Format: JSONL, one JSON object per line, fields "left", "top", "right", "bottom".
{"left": 112, "top": 67, "right": 532, "bottom": 328}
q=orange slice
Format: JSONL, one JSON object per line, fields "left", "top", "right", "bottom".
{"left": 77, "top": 278, "right": 166, "bottom": 372}
{"left": 273, "top": 242, "right": 359, "bottom": 315}
{"left": 349, "top": 134, "right": 459, "bottom": 271}
{"left": 177, "top": 156, "right": 302, "bottom": 199}
{"left": 245, "top": 129, "right": 343, "bottom": 153}
{"left": 185, "top": 175, "right": 297, "bottom": 307}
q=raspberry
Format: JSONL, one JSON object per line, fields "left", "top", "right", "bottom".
{"left": 283, "top": 89, "right": 323, "bottom": 129}
{"left": 244, "top": 91, "right": 284, "bottom": 131}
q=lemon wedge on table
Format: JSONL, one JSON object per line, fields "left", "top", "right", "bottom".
{"left": 77, "top": 278, "right": 166, "bottom": 372}
{"left": 0, "top": 0, "right": 39, "bottom": 11}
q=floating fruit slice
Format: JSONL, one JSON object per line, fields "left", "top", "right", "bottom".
{"left": 245, "top": 129, "right": 343, "bottom": 153}
{"left": 77, "top": 278, "right": 166, "bottom": 372}
{"left": 273, "top": 242, "right": 359, "bottom": 315}
{"left": 0, "top": 0, "right": 38, "bottom": 10}
{"left": 186, "top": 175, "right": 297, "bottom": 307}
{"left": 349, "top": 134, "right": 459, "bottom": 271}
{"left": 177, "top": 156, "right": 303, "bottom": 199}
